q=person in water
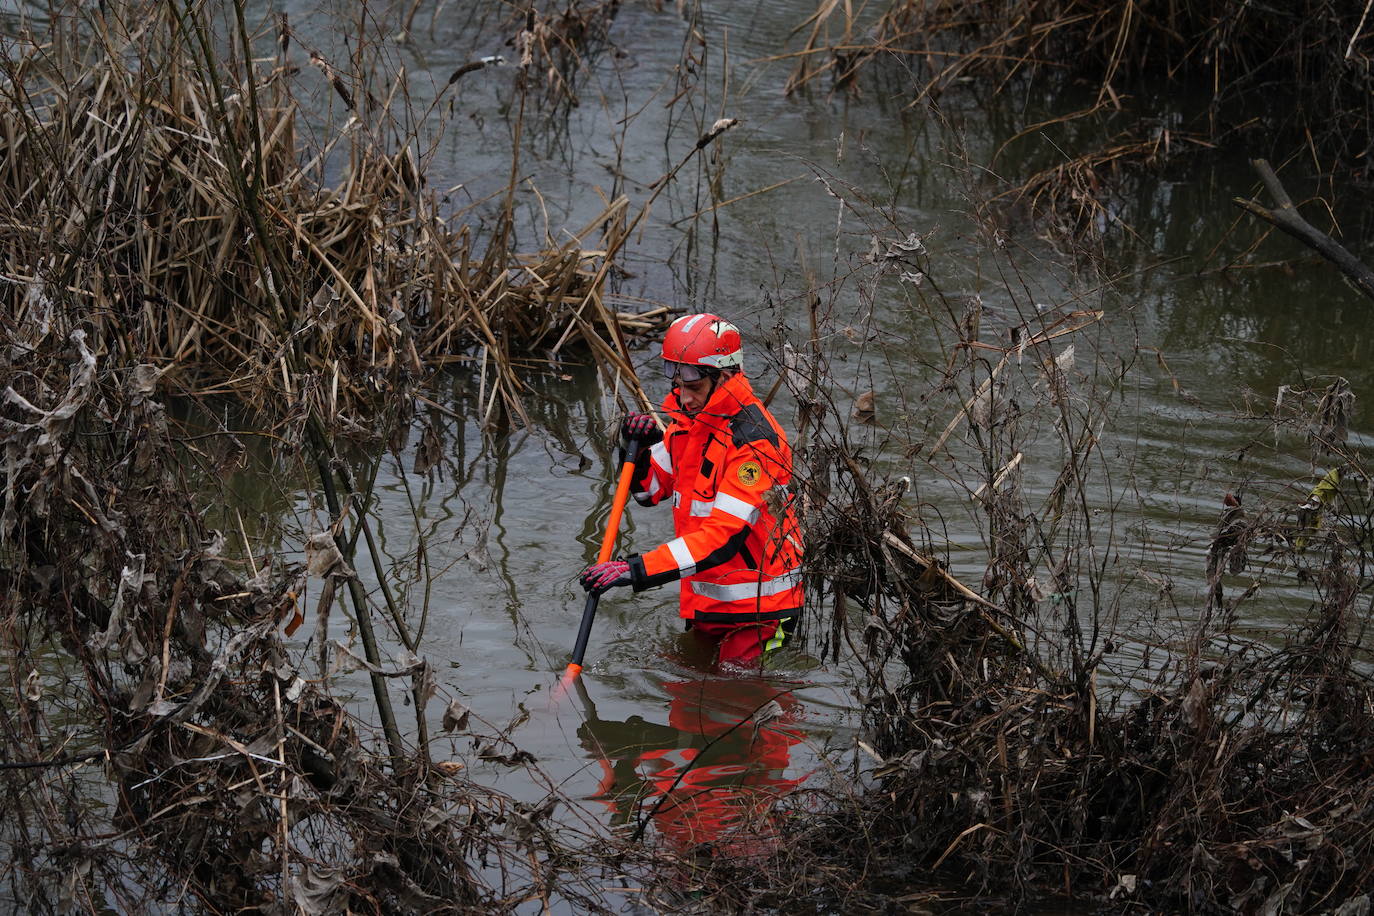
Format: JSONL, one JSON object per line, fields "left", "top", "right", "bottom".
{"left": 578, "top": 313, "right": 803, "bottom": 668}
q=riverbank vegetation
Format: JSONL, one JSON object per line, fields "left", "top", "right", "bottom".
{"left": 0, "top": 0, "right": 658, "bottom": 429}
{"left": 703, "top": 203, "right": 1374, "bottom": 912}
{"left": 729, "top": 4, "right": 1374, "bottom": 909}
{"left": 786, "top": 0, "right": 1374, "bottom": 254}
{"left": 0, "top": 0, "right": 662, "bottom": 908}
{"left": 4, "top": 0, "right": 1374, "bottom": 912}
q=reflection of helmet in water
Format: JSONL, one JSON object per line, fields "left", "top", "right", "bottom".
{"left": 662, "top": 314, "right": 743, "bottom": 372}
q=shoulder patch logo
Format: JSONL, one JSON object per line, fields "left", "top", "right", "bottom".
{"left": 737, "top": 461, "right": 763, "bottom": 487}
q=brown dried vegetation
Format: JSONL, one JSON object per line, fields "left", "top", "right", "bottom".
{"left": 0, "top": 0, "right": 667, "bottom": 910}
{"left": 0, "top": 0, "right": 652, "bottom": 430}
{"left": 784, "top": 0, "right": 1374, "bottom": 244}
{"left": 8, "top": 0, "right": 1374, "bottom": 911}
{"left": 676, "top": 206, "right": 1374, "bottom": 911}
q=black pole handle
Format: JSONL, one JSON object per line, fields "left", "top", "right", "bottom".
{"left": 570, "top": 591, "right": 600, "bottom": 668}
{"left": 565, "top": 438, "right": 643, "bottom": 672}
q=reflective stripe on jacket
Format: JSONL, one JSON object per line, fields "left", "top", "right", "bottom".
{"left": 627, "top": 372, "right": 803, "bottom": 623}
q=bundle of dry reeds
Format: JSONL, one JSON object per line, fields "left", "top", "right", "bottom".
{"left": 789, "top": 0, "right": 1373, "bottom": 115}
{"left": 0, "top": 0, "right": 656, "bottom": 431}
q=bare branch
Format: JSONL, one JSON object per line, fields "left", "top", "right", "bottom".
{"left": 1233, "top": 158, "right": 1374, "bottom": 301}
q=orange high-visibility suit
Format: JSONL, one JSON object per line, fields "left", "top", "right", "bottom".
{"left": 626, "top": 372, "right": 803, "bottom": 643}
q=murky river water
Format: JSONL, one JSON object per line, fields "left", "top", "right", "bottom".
{"left": 233, "top": 0, "right": 1374, "bottom": 897}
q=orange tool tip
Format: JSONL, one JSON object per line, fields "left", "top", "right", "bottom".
{"left": 551, "top": 664, "right": 582, "bottom": 703}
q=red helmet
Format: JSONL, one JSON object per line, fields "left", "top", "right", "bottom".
{"left": 661, "top": 314, "right": 743, "bottom": 375}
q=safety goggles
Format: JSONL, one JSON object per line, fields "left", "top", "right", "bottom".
{"left": 662, "top": 360, "right": 717, "bottom": 383}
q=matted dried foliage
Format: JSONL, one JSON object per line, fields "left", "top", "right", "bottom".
{"left": 794, "top": 469, "right": 1374, "bottom": 912}
{"left": 0, "top": 0, "right": 655, "bottom": 431}
{"left": 0, "top": 320, "right": 660, "bottom": 911}
{"left": 650, "top": 211, "right": 1374, "bottom": 911}
{"left": 787, "top": 0, "right": 1374, "bottom": 146}
{"left": 782, "top": 0, "right": 1374, "bottom": 246}
{"left": 0, "top": 0, "right": 669, "bottom": 911}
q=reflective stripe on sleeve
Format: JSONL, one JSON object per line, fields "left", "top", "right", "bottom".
{"left": 712, "top": 491, "right": 760, "bottom": 524}
{"left": 687, "top": 492, "right": 760, "bottom": 522}
{"left": 667, "top": 538, "right": 697, "bottom": 576}
{"left": 689, "top": 569, "right": 802, "bottom": 603}
{"left": 643, "top": 474, "right": 663, "bottom": 500}
{"left": 650, "top": 441, "right": 672, "bottom": 475}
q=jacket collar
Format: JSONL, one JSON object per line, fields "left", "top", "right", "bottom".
{"left": 662, "top": 372, "right": 756, "bottom": 431}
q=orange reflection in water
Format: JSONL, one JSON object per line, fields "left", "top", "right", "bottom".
{"left": 577, "top": 671, "right": 809, "bottom": 857}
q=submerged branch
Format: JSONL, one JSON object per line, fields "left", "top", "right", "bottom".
{"left": 1233, "top": 158, "right": 1374, "bottom": 302}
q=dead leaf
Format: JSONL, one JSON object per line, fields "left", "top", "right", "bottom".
{"left": 852, "top": 390, "right": 876, "bottom": 425}
{"left": 969, "top": 388, "right": 991, "bottom": 429}
{"left": 1109, "top": 874, "right": 1138, "bottom": 899}
{"left": 1261, "top": 882, "right": 1296, "bottom": 916}
{"left": 146, "top": 699, "right": 179, "bottom": 717}
{"left": 289, "top": 863, "right": 345, "bottom": 915}
{"left": 421, "top": 804, "right": 459, "bottom": 830}
{"left": 886, "top": 231, "right": 927, "bottom": 257}
{"left": 417, "top": 662, "right": 437, "bottom": 708}
{"left": 305, "top": 532, "right": 351, "bottom": 578}
{"left": 413, "top": 421, "right": 442, "bottom": 476}
{"left": 1054, "top": 344, "right": 1076, "bottom": 372}
{"left": 1333, "top": 896, "right": 1370, "bottom": 916}
{"left": 285, "top": 676, "right": 306, "bottom": 703}
{"left": 442, "top": 699, "right": 471, "bottom": 733}
{"left": 1181, "top": 676, "right": 1209, "bottom": 729}
{"left": 751, "top": 699, "right": 784, "bottom": 726}
{"left": 477, "top": 746, "right": 536, "bottom": 766}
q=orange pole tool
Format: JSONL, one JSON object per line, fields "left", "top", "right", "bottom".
{"left": 557, "top": 440, "right": 642, "bottom": 693}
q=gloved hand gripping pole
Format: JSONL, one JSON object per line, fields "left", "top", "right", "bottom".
{"left": 560, "top": 439, "right": 642, "bottom": 688}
